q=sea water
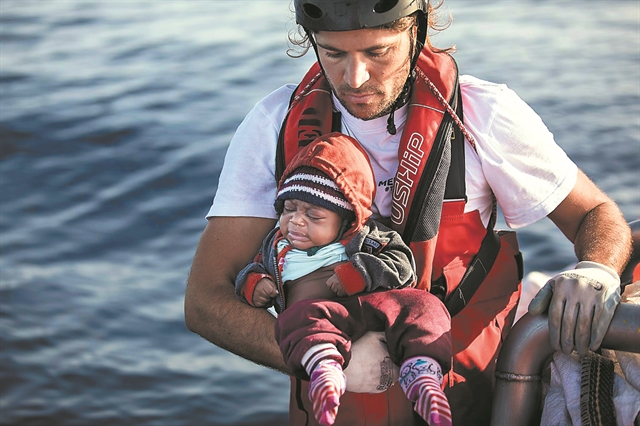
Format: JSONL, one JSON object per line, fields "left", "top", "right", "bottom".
{"left": 1, "top": 1, "right": 638, "bottom": 425}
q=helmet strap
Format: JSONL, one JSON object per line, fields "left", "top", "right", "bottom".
{"left": 386, "top": 69, "right": 415, "bottom": 135}
{"left": 387, "top": 10, "right": 426, "bottom": 135}
{"left": 305, "top": 28, "right": 325, "bottom": 74}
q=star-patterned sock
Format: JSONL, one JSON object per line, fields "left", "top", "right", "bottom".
{"left": 399, "top": 356, "right": 452, "bottom": 426}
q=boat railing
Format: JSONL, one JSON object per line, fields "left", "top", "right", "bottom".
{"left": 490, "top": 303, "right": 640, "bottom": 425}
{"left": 491, "top": 219, "right": 640, "bottom": 425}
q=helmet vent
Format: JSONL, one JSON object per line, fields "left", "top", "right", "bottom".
{"left": 302, "top": 3, "right": 324, "bottom": 20}
{"left": 373, "top": 0, "right": 399, "bottom": 14}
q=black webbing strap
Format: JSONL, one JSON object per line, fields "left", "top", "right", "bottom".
{"left": 443, "top": 86, "right": 465, "bottom": 202}
{"left": 444, "top": 209, "right": 501, "bottom": 317}
{"left": 331, "top": 111, "right": 342, "bottom": 132}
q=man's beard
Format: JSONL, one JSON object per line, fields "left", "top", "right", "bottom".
{"left": 328, "top": 76, "right": 407, "bottom": 121}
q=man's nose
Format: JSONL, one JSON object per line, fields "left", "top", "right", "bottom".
{"left": 344, "top": 55, "right": 370, "bottom": 89}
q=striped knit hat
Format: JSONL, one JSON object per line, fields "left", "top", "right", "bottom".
{"left": 274, "top": 167, "right": 355, "bottom": 222}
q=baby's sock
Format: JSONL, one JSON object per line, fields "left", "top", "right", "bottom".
{"left": 399, "top": 356, "right": 452, "bottom": 426}
{"left": 302, "top": 344, "right": 346, "bottom": 426}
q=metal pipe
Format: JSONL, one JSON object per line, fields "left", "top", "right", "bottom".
{"left": 621, "top": 219, "right": 640, "bottom": 285}
{"left": 490, "top": 303, "right": 640, "bottom": 426}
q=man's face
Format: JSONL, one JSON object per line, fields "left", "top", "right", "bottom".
{"left": 315, "top": 27, "right": 413, "bottom": 120}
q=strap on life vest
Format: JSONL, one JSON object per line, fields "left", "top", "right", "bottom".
{"left": 276, "top": 64, "right": 333, "bottom": 182}
{"left": 398, "top": 68, "right": 457, "bottom": 243}
{"left": 444, "top": 209, "right": 501, "bottom": 317}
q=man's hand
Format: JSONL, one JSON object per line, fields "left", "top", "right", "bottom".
{"left": 326, "top": 273, "right": 348, "bottom": 297}
{"left": 344, "top": 331, "right": 399, "bottom": 393}
{"left": 528, "top": 261, "right": 621, "bottom": 355}
{"left": 253, "top": 278, "right": 279, "bottom": 308}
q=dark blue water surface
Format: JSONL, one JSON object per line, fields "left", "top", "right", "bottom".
{"left": 1, "top": 1, "right": 638, "bottom": 425}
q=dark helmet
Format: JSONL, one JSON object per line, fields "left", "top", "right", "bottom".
{"left": 294, "top": 0, "right": 428, "bottom": 32}
{"left": 294, "top": 0, "right": 429, "bottom": 135}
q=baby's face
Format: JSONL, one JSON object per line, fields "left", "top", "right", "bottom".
{"left": 279, "top": 199, "right": 343, "bottom": 250}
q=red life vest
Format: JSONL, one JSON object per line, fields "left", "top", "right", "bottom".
{"left": 279, "top": 48, "right": 523, "bottom": 425}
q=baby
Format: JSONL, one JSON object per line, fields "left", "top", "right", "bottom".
{"left": 235, "top": 133, "right": 452, "bottom": 426}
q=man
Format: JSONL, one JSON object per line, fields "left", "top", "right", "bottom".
{"left": 184, "top": 1, "right": 632, "bottom": 424}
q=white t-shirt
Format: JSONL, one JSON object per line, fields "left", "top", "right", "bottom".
{"left": 208, "top": 75, "right": 577, "bottom": 229}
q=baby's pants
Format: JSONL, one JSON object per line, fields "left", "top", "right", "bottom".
{"left": 275, "top": 288, "right": 452, "bottom": 379}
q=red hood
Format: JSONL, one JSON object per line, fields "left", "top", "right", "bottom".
{"left": 278, "top": 132, "right": 375, "bottom": 241}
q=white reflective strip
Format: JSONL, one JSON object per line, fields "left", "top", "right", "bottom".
{"left": 302, "top": 343, "right": 340, "bottom": 375}
{"left": 283, "top": 173, "right": 340, "bottom": 191}
{"left": 278, "top": 185, "right": 353, "bottom": 211}
{"left": 409, "top": 102, "right": 445, "bottom": 114}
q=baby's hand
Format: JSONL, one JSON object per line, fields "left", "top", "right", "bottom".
{"left": 326, "top": 273, "right": 347, "bottom": 297}
{"left": 252, "top": 278, "right": 278, "bottom": 308}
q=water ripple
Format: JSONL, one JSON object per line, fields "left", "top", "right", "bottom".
{"left": 0, "top": 1, "right": 637, "bottom": 425}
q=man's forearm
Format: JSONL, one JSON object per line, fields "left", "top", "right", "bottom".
{"left": 549, "top": 170, "right": 633, "bottom": 275}
{"left": 573, "top": 201, "right": 632, "bottom": 275}
{"left": 184, "top": 217, "right": 290, "bottom": 374}
{"left": 185, "top": 278, "right": 289, "bottom": 373}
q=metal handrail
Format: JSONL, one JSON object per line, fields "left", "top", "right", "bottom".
{"left": 490, "top": 303, "right": 640, "bottom": 426}
{"left": 491, "top": 219, "right": 640, "bottom": 425}
{"left": 621, "top": 219, "right": 640, "bottom": 285}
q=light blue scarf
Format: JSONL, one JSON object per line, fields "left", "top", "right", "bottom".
{"left": 277, "top": 240, "right": 348, "bottom": 282}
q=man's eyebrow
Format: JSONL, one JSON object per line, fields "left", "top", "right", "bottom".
{"left": 315, "top": 41, "right": 389, "bottom": 52}
{"left": 315, "top": 41, "right": 342, "bottom": 52}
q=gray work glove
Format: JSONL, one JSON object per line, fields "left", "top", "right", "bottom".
{"left": 344, "top": 331, "right": 399, "bottom": 393}
{"left": 528, "top": 261, "right": 621, "bottom": 356}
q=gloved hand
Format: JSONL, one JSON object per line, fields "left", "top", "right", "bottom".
{"left": 528, "top": 261, "right": 621, "bottom": 356}
{"left": 343, "top": 331, "right": 399, "bottom": 393}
